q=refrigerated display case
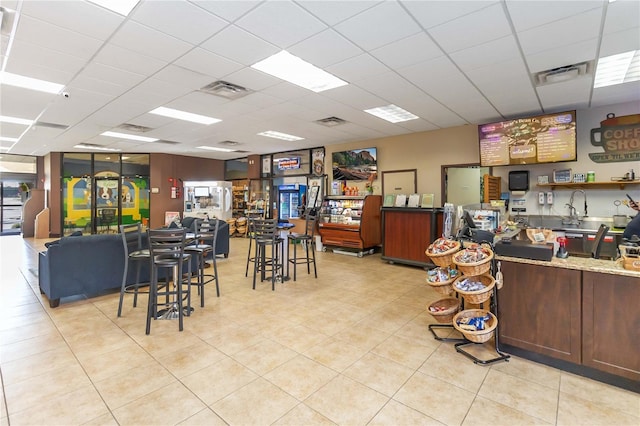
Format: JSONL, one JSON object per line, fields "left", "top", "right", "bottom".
{"left": 278, "top": 184, "right": 306, "bottom": 222}
{"left": 183, "top": 180, "right": 232, "bottom": 220}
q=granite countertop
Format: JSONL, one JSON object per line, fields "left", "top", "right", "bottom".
{"left": 496, "top": 254, "right": 640, "bottom": 278}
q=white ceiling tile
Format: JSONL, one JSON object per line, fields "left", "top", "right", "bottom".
{"left": 224, "top": 67, "right": 281, "bottom": 91}
{"left": 536, "top": 77, "right": 593, "bottom": 110}
{"left": 334, "top": 2, "right": 421, "bottom": 51}
{"left": 151, "top": 65, "right": 214, "bottom": 91}
{"left": 237, "top": 92, "right": 284, "bottom": 109}
{"left": 402, "top": 1, "right": 498, "bottom": 29}
{"left": 326, "top": 54, "right": 390, "bottom": 84}
{"left": 13, "top": 15, "right": 103, "bottom": 60}
{"left": 38, "top": 89, "right": 115, "bottom": 126}
{"left": 167, "top": 91, "right": 230, "bottom": 112}
{"left": 525, "top": 38, "right": 598, "bottom": 73}
{"left": 173, "top": 48, "right": 244, "bottom": 80}
{"left": 0, "top": 122, "right": 28, "bottom": 138}
{"left": 466, "top": 58, "right": 535, "bottom": 96}
{"left": 190, "top": 0, "right": 262, "bottom": 22}
{"left": 517, "top": 8, "right": 603, "bottom": 55}
{"left": 591, "top": 82, "right": 640, "bottom": 108}
{"left": 396, "top": 118, "right": 439, "bottom": 133}
{"left": 89, "top": 101, "right": 157, "bottom": 128}
{"left": 109, "top": 21, "right": 193, "bottom": 62}
{"left": 371, "top": 32, "right": 444, "bottom": 69}
{"left": 68, "top": 74, "right": 130, "bottom": 98}
{"left": 506, "top": 0, "right": 602, "bottom": 33}
{"left": 450, "top": 35, "right": 520, "bottom": 72}
{"left": 8, "top": 39, "right": 87, "bottom": 75}
{"left": 235, "top": 1, "right": 327, "bottom": 48}
{"left": 79, "top": 62, "right": 146, "bottom": 88}
{"left": 21, "top": 0, "right": 124, "bottom": 40}
{"left": 0, "top": 85, "right": 57, "bottom": 119}
{"left": 428, "top": 3, "right": 512, "bottom": 53}
{"left": 296, "top": 1, "right": 381, "bottom": 26}
{"left": 288, "top": 29, "right": 362, "bottom": 68}
{"left": 128, "top": 78, "right": 195, "bottom": 106}
{"left": 603, "top": 0, "right": 640, "bottom": 35}
{"left": 200, "top": 25, "right": 279, "bottom": 65}
{"left": 92, "top": 43, "right": 168, "bottom": 76}
{"left": 260, "top": 82, "right": 315, "bottom": 101}
{"left": 4, "top": 60, "right": 74, "bottom": 87}
{"left": 131, "top": 0, "right": 228, "bottom": 44}
{"left": 320, "top": 84, "right": 385, "bottom": 110}
{"left": 599, "top": 27, "right": 640, "bottom": 57}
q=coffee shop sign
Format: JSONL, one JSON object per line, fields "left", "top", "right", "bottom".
{"left": 589, "top": 113, "right": 640, "bottom": 163}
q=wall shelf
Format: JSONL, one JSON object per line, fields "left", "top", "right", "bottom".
{"left": 537, "top": 180, "right": 640, "bottom": 190}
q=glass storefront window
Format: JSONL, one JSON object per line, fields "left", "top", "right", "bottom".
{"left": 0, "top": 154, "right": 37, "bottom": 234}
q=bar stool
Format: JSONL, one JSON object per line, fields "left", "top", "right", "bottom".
{"left": 117, "top": 223, "right": 150, "bottom": 317}
{"left": 251, "top": 218, "right": 284, "bottom": 291}
{"left": 245, "top": 217, "right": 258, "bottom": 277}
{"left": 287, "top": 212, "right": 318, "bottom": 281}
{"left": 185, "top": 219, "right": 220, "bottom": 307}
{"left": 146, "top": 228, "right": 192, "bottom": 335}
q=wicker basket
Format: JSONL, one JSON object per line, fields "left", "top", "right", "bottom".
{"left": 427, "top": 297, "right": 460, "bottom": 323}
{"left": 452, "top": 309, "right": 497, "bottom": 343}
{"left": 425, "top": 240, "right": 461, "bottom": 267}
{"left": 453, "top": 274, "right": 495, "bottom": 304}
{"left": 452, "top": 248, "right": 493, "bottom": 276}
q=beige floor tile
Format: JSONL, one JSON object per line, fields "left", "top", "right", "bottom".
{"left": 4, "top": 362, "right": 91, "bottom": 415}
{"left": 9, "top": 385, "right": 109, "bottom": 426}
{"left": 264, "top": 355, "right": 338, "bottom": 400}
{"left": 462, "top": 395, "right": 552, "bottom": 425}
{"left": 232, "top": 338, "right": 298, "bottom": 375}
{"left": 0, "top": 346, "right": 77, "bottom": 385}
{"left": 333, "top": 324, "right": 391, "bottom": 351}
{"left": 394, "top": 315, "right": 440, "bottom": 346}
{"left": 371, "top": 334, "right": 437, "bottom": 369}
{"left": 368, "top": 399, "right": 444, "bottom": 425}
{"left": 419, "top": 344, "right": 490, "bottom": 393}
{"left": 491, "top": 355, "right": 562, "bottom": 390}
{"left": 303, "top": 336, "right": 369, "bottom": 372}
{"left": 81, "top": 412, "right": 119, "bottom": 426}
{"left": 557, "top": 391, "right": 640, "bottom": 426}
{"left": 269, "top": 323, "right": 331, "bottom": 352}
{"left": 76, "top": 343, "right": 154, "bottom": 383}
{"left": 0, "top": 333, "right": 68, "bottom": 364}
{"left": 344, "top": 352, "right": 414, "bottom": 397}
{"left": 180, "top": 356, "right": 258, "bottom": 405}
{"left": 394, "top": 371, "right": 475, "bottom": 425}
{"left": 112, "top": 382, "right": 206, "bottom": 425}
{"left": 0, "top": 318, "right": 57, "bottom": 345}
{"left": 93, "top": 361, "right": 176, "bottom": 409}
{"left": 272, "top": 403, "right": 337, "bottom": 425}
{"left": 305, "top": 375, "right": 389, "bottom": 426}
{"left": 560, "top": 373, "right": 640, "bottom": 418}
{"left": 132, "top": 329, "right": 204, "bottom": 357}
{"left": 156, "top": 340, "right": 226, "bottom": 378}
{"left": 204, "top": 324, "right": 265, "bottom": 355}
{"left": 178, "top": 408, "right": 227, "bottom": 425}
{"left": 478, "top": 369, "right": 558, "bottom": 424}
{"left": 212, "top": 377, "right": 299, "bottom": 425}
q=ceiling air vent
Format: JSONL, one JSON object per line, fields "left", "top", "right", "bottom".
{"left": 199, "top": 81, "right": 252, "bottom": 100}
{"left": 219, "top": 140, "right": 240, "bottom": 146}
{"left": 154, "top": 140, "right": 180, "bottom": 145}
{"left": 534, "top": 61, "right": 593, "bottom": 86}
{"left": 33, "top": 121, "right": 69, "bottom": 130}
{"left": 315, "top": 116, "right": 347, "bottom": 127}
{"left": 118, "top": 123, "right": 153, "bottom": 133}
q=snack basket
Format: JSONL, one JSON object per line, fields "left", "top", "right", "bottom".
{"left": 425, "top": 267, "right": 458, "bottom": 295}
{"left": 452, "top": 309, "right": 497, "bottom": 343}
{"left": 426, "top": 297, "right": 460, "bottom": 323}
{"left": 452, "top": 247, "right": 493, "bottom": 276}
{"left": 453, "top": 274, "right": 495, "bottom": 304}
{"left": 425, "top": 240, "right": 461, "bottom": 267}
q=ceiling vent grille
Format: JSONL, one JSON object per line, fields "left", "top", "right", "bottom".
{"left": 118, "top": 123, "right": 153, "bottom": 133}
{"left": 534, "top": 61, "right": 593, "bottom": 86}
{"left": 33, "top": 121, "right": 69, "bottom": 130}
{"left": 315, "top": 116, "right": 347, "bottom": 127}
{"left": 199, "top": 81, "right": 252, "bottom": 99}
{"left": 219, "top": 140, "right": 240, "bottom": 146}
{"left": 154, "top": 140, "right": 180, "bottom": 145}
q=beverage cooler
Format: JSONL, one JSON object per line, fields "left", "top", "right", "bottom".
{"left": 183, "top": 181, "right": 232, "bottom": 220}
{"left": 277, "top": 184, "right": 306, "bottom": 222}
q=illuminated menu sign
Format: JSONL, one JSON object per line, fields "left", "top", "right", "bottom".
{"left": 277, "top": 157, "right": 301, "bottom": 170}
{"left": 479, "top": 111, "right": 576, "bottom": 166}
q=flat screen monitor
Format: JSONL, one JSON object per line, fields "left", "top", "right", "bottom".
{"left": 478, "top": 110, "right": 577, "bottom": 166}
{"left": 332, "top": 147, "right": 377, "bottom": 181}
{"left": 194, "top": 187, "right": 209, "bottom": 197}
{"left": 463, "top": 210, "right": 477, "bottom": 228}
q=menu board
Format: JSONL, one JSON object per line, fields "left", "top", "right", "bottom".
{"left": 479, "top": 111, "right": 577, "bottom": 166}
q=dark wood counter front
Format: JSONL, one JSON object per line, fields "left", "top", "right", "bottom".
{"left": 381, "top": 207, "right": 443, "bottom": 268}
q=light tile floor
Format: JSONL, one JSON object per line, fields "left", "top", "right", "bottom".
{"left": 0, "top": 235, "right": 638, "bottom": 426}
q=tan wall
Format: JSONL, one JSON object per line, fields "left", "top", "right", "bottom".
{"left": 325, "top": 124, "right": 479, "bottom": 206}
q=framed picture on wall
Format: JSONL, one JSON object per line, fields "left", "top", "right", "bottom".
{"left": 421, "top": 194, "right": 434, "bottom": 208}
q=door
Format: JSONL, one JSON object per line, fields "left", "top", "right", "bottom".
{"left": 95, "top": 177, "right": 119, "bottom": 233}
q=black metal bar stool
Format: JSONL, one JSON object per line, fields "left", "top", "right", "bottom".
{"left": 287, "top": 212, "right": 318, "bottom": 281}
{"left": 185, "top": 218, "right": 220, "bottom": 307}
{"left": 245, "top": 217, "right": 258, "bottom": 277}
{"left": 251, "top": 218, "right": 284, "bottom": 291}
{"left": 117, "top": 223, "right": 150, "bottom": 317}
{"left": 146, "top": 228, "right": 192, "bottom": 335}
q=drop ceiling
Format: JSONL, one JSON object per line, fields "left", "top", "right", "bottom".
{"left": 1, "top": 0, "right": 639, "bottom": 160}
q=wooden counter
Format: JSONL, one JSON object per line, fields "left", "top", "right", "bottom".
{"left": 496, "top": 255, "right": 639, "bottom": 392}
{"left": 381, "top": 207, "right": 443, "bottom": 268}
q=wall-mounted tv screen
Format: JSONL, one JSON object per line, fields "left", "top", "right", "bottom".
{"left": 332, "top": 147, "right": 377, "bottom": 181}
{"left": 478, "top": 110, "right": 576, "bottom": 166}
{"left": 194, "top": 187, "right": 210, "bottom": 197}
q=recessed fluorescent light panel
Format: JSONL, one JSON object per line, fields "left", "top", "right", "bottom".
{"left": 0, "top": 115, "right": 34, "bottom": 126}
{"left": 0, "top": 137, "right": 19, "bottom": 143}
{"left": 364, "top": 104, "right": 419, "bottom": 123}
{"left": 0, "top": 71, "right": 64, "bottom": 94}
{"left": 257, "top": 131, "right": 304, "bottom": 142}
{"left": 87, "top": 0, "right": 139, "bottom": 16}
{"left": 149, "top": 107, "right": 221, "bottom": 125}
{"left": 594, "top": 50, "right": 640, "bottom": 88}
{"left": 196, "top": 146, "right": 235, "bottom": 153}
{"left": 74, "top": 144, "right": 121, "bottom": 152}
{"left": 251, "top": 51, "right": 348, "bottom": 93}
{"left": 101, "top": 131, "right": 158, "bottom": 142}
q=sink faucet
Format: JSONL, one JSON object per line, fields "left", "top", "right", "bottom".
{"left": 565, "top": 189, "right": 588, "bottom": 224}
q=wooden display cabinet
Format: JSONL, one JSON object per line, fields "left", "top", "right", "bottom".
{"left": 381, "top": 207, "right": 443, "bottom": 267}
{"left": 317, "top": 195, "right": 382, "bottom": 256}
